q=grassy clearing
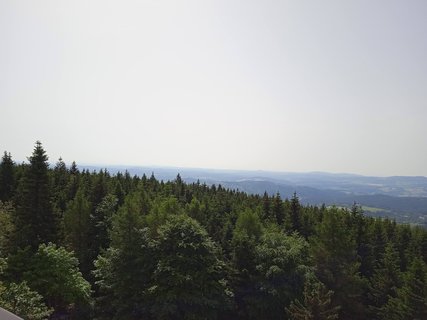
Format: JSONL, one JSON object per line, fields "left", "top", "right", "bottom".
{"left": 362, "top": 206, "right": 390, "bottom": 213}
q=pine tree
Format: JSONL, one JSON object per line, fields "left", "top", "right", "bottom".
{"left": 14, "top": 141, "right": 57, "bottom": 250}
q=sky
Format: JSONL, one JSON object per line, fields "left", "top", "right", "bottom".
{"left": 1, "top": 0, "right": 427, "bottom": 176}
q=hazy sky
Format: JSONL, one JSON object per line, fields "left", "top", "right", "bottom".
{"left": 1, "top": 0, "right": 427, "bottom": 176}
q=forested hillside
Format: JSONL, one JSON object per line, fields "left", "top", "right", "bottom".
{"left": 0, "top": 142, "right": 426, "bottom": 319}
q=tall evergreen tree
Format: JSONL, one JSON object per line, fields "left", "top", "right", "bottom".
{"left": 368, "top": 243, "right": 403, "bottom": 319}
{"left": 311, "top": 208, "right": 366, "bottom": 319}
{"left": 52, "top": 157, "right": 69, "bottom": 213}
{"left": 14, "top": 141, "right": 57, "bottom": 250}
{"left": 288, "top": 192, "right": 302, "bottom": 233}
{"left": 271, "top": 192, "right": 285, "bottom": 226}
{"left": 0, "top": 151, "right": 15, "bottom": 202}
{"left": 94, "top": 193, "right": 155, "bottom": 319}
{"left": 261, "top": 192, "right": 271, "bottom": 221}
{"left": 64, "top": 187, "right": 91, "bottom": 274}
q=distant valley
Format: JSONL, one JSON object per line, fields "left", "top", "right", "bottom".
{"left": 81, "top": 165, "right": 427, "bottom": 227}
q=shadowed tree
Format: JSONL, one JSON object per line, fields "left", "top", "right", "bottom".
{"left": 287, "top": 279, "right": 339, "bottom": 320}
{"left": 0, "top": 151, "right": 15, "bottom": 202}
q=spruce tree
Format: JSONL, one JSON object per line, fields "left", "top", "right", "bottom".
{"left": 0, "top": 151, "right": 15, "bottom": 202}
{"left": 64, "top": 187, "right": 91, "bottom": 274}
{"left": 15, "top": 141, "right": 57, "bottom": 250}
{"left": 311, "top": 208, "right": 366, "bottom": 319}
{"left": 272, "top": 192, "right": 285, "bottom": 225}
{"left": 369, "top": 243, "right": 403, "bottom": 318}
{"left": 52, "top": 157, "right": 68, "bottom": 213}
{"left": 288, "top": 192, "right": 302, "bottom": 232}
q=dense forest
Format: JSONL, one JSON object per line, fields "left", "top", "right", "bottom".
{"left": 0, "top": 141, "right": 426, "bottom": 320}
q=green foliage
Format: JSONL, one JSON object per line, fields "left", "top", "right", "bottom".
{"left": 287, "top": 279, "right": 339, "bottom": 320}
{"left": 234, "top": 208, "right": 263, "bottom": 240}
{"left": 380, "top": 257, "right": 427, "bottom": 319}
{"left": 0, "top": 201, "right": 15, "bottom": 255}
{"left": 288, "top": 192, "right": 302, "bottom": 232}
{"left": 368, "top": 243, "right": 402, "bottom": 317}
{"left": 272, "top": 192, "right": 285, "bottom": 225}
{"left": 24, "top": 243, "right": 92, "bottom": 313}
{"left": 0, "top": 281, "right": 53, "bottom": 320}
{"left": 15, "top": 141, "right": 57, "bottom": 249}
{"left": 94, "top": 233, "right": 154, "bottom": 319}
{"left": 150, "top": 215, "right": 232, "bottom": 319}
{"left": 52, "top": 157, "right": 69, "bottom": 213}
{"left": 64, "top": 187, "right": 91, "bottom": 272}
{"left": 311, "top": 208, "right": 366, "bottom": 319}
{"left": 93, "top": 194, "right": 153, "bottom": 319}
{"left": 90, "top": 194, "right": 117, "bottom": 256}
{"left": 0, "top": 151, "right": 15, "bottom": 202}
{"left": 144, "top": 196, "right": 182, "bottom": 235}
{"left": 110, "top": 192, "right": 145, "bottom": 249}
{"left": 253, "top": 230, "right": 311, "bottom": 319}
{"left": 0, "top": 257, "right": 52, "bottom": 320}
{"left": 186, "top": 197, "right": 207, "bottom": 225}
{"left": 1, "top": 142, "right": 427, "bottom": 319}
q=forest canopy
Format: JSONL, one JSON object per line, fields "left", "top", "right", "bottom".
{"left": 0, "top": 142, "right": 426, "bottom": 319}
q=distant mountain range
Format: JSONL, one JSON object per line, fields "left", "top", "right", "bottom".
{"left": 80, "top": 165, "right": 427, "bottom": 227}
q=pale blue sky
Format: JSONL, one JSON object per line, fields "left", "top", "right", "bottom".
{"left": 1, "top": 0, "right": 426, "bottom": 176}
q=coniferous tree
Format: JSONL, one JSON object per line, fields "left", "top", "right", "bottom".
{"left": 0, "top": 151, "right": 15, "bottom": 202}
{"left": 69, "top": 161, "right": 79, "bottom": 175}
{"left": 88, "top": 194, "right": 118, "bottom": 265}
{"left": 94, "top": 193, "right": 152, "bottom": 319}
{"left": 261, "top": 192, "right": 271, "bottom": 221}
{"left": 52, "top": 157, "right": 68, "bottom": 213}
{"left": 311, "top": 208, "right": 366, "bottom": 319}
{"left": 231, "top": 209, "right": 263, "bottom": 319}
{"left": 64, "top": 187, "right": 91, "bottom": 274}
{"left": 287, "top": 279, "right": 340, "bottom": 320}
{"left": 380, "top": 257, "right": 427, "bottom": 319}
{"left": 271, "top": 192, "right": 285, "bottom": 226}
{"left": 0, "top": 201, "right": 15, "bottom": 255}
{"left": 288, "top": 192, "right": 302, "bottom": 233}
{"left": 14, "top": 141, "right": 57, "bottom": 250}
{"left": 368, "top": 243, "right": 403, "bottom": 319}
